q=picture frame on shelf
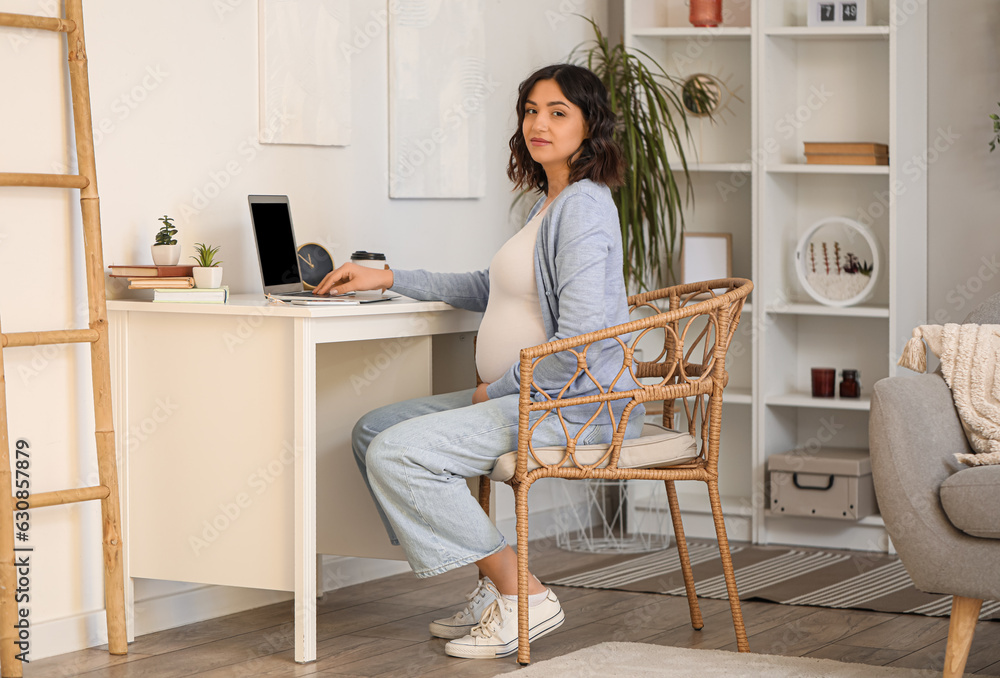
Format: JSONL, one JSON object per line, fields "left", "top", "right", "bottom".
{"left": 680, "top": 232, "right": 732, "bottom": 286}
{"left": 807, "top": 0, "right": 870, "bottom": 27}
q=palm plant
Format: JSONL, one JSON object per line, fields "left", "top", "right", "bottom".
{"left": 990, "top": 102, "right": 1000, "bottom": 152}
{"left": 572, "top": 17, "right": 705, "bottom": 289}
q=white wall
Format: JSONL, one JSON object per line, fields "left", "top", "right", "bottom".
{"left": 927, "top": 3, "right": 1000, "bottom": 322}
{"left": 0, "top": 0, "right": 609, "bottom": 660}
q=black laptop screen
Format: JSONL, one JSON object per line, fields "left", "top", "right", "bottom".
{"left": 251, "top": 201, "right": 302, "bottom": 287}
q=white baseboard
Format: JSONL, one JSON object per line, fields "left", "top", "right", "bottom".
{"left": 32, "top": 555, "right": 412, "bottom": 662}
{"left": 29, "top": 584, "right": 291, "bottom": 662}
{"left": 320, "top": 555, "right": 411, "bottom": 592}
{"left": 34, "top": 504, "right": 569, "bottom": 662}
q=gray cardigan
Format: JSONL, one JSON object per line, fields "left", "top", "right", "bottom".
{"left": 391, "top": 179, "right": 643, "bottom": 424}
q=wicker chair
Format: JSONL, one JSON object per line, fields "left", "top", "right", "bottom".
{"left": 477, "top": 277, "right": 753, "bottom": 665}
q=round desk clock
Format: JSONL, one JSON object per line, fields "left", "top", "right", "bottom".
{"left": 296, "top": 243, "right": 334, "bottom": 290}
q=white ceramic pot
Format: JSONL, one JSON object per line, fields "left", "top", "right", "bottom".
{"left": 193, "top": 266, "right": 223, "bottom": 289}
{"left": 151, "top": 244, "right": 181, "bottom": 266}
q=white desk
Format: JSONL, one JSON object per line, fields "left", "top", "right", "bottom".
{"left": 107, "top": 295, "right": 480, "bottom": 662}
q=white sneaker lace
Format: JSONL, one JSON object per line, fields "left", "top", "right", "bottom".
{"left": 470, "top": 598, "right": 512, "bottom": 639}
{"left": 456, "top": 578, "right": 490, "bottom": 620}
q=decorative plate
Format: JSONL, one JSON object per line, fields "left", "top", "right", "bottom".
{"left": 795, "top": 217, "right": 880, "bottom": 307}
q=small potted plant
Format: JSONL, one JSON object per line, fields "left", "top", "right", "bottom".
{"left": 151, "top": 215, "right": 180, "bottom": 265}
{"left": 190, "top": 242, "right": 223, "bottom": 288}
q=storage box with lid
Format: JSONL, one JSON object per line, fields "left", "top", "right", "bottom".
{"left": 768, "top": 448, "right": 877, "bottom": 520}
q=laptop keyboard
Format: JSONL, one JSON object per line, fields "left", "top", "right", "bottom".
{"left": 281, "top": 290, "right": 333, "bottom": 298}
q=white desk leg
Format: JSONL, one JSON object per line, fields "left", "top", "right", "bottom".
{"left": 293, "top": 318, "right": 317, "bottom": 663}
{"left": 317, "top": 554, "right": 324, "bottom": 598}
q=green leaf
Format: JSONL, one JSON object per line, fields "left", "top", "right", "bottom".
{"left": 564, "top": 19, "right": 701, "bottom": 289}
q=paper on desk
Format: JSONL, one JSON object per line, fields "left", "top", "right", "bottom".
{"left": 288, "top": 297, "right": 360, "bottom": 306}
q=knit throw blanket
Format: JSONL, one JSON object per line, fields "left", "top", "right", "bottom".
{"left": 898, "top": 324, "right": 1000, "bottom": 466}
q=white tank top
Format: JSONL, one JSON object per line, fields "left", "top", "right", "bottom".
{"left": 476, "top": 208, "right": 549, "bottom": 384}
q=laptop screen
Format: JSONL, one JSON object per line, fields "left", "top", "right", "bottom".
{"left": 250, "top": 199, "right": 302, "bottom": 288}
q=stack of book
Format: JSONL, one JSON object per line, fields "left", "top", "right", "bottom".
{"left": 804, "top": 142, "right": 889, "bottom": 166}
{"left": 109, "top": 264, "right": 195, "bottom": 289}
{"left": 152, "top": 286, "right": 229, "bottom": 304}
{"left": 127, "top": 277, "right": 194, "bottom": 289}
{"left": 109, "top": 265, "right": 229, "bottom": 304}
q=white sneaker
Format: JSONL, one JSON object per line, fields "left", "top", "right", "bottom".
{"left": 428, "top": 577, "right": 499, "bottom": 639}
{"left": 444, "top": 585, "right": 565, "bottom": 659}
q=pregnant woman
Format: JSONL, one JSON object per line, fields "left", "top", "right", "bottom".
{"left": 315, "top": 63, "right": 643, "bottom": 660}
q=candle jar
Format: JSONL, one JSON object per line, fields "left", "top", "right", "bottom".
{"left": 840, "top": 369, "right": 861, "bottom": 399}
{"left": 689, "top": 0, "right": 723, "bottom": 27}
{"left": 811, "top": 368, "right": 836, "bottom": 398}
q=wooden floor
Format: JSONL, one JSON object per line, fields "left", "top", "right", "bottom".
{"left": 32, "top": 539, "right": 1000, "bottom": 677}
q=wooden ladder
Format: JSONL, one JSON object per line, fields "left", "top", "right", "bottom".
{"left": 0, "top": 2, "right": 127, "bottom": 675}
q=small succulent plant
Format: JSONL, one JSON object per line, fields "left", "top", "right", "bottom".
{"left": 190, "top": 242, "right": 222, "bottom": 268}
{"left": 155, "top": 215, "right": 177, "bottom": 246}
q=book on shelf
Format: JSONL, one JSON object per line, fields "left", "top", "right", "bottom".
{"left": 109, "top": 264, "right": 194, "bottom": 278}
{"left": 805, "top": 154, "right": 889, "bottom": 166}
{"left": 152, "top": 286, "right": 229, "bottom": 304}
{"left": 803, "top": 142, "right": 889, "bottom": 156}
{"left": 127, "top": 277, "right": 194, "bottom": 289}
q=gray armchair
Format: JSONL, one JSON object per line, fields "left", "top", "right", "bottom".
{"left": 871, "top": 372, "right": 1000, "bottom": 678}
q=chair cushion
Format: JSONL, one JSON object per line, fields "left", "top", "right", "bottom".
{"left": 940, "top": 466, "right": 1000, "bottom": 539}
{"left": 488, "top": 423, "right": 698, "bottom": 482}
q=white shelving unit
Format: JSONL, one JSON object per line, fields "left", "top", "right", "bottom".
{"left": 625, "top": 0, "right": 755, "bottom": 546}
{"left": 624, "top": 0, "right": 927, "bottom": 553}
{"left": 767, "top": 163, "right": 890, "bottom": 175}
{"left": 763, "top": 26, "right": 891, "bottom": 39}
{"left": 633, "top": 27, "right": 752, "bottom": 38}
{"left": 677, "top": 162, "right": 754, "bottom": 173}
{"left": 767, "top": 303, "right": 890, "bottom": 318}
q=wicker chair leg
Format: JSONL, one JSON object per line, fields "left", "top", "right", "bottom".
{"left": 664, "top": 480, "right": 703, "bottom": 630}
{"left": 514, "top": 479, "right": 532, "bottom": 665}
{"left": 478, "top": 476, "right": 492, "bottom": 580}
{"left": 478, "top": 475, "right": 491, "bottom": 515}
{"left": 707, "top": 480, "right": 749, "bottom": 652}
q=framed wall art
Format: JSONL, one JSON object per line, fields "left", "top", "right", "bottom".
{"left": 680, "top": 232, "right": 733, "bottom": 285}
{"left": 259, "top": 0, "right": 351, "bottom": 146}
{"left": 388, "top": 0, "right": 487, "bottom": 199}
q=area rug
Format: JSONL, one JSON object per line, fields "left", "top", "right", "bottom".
{"left": 507, "top": 642, "right": 951, "bottom": 677}
{"left": 537, "top": 540, "right": 1000, "bottom": 621}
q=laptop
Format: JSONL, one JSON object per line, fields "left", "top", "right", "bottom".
{"left": 248, "top": 195, "right": 392, "bottom": 304}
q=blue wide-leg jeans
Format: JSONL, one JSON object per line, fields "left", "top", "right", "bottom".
{"left": 352, "top": 388, "right": 643, "bottom": 578}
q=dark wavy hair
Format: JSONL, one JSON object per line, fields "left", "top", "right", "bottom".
{"left": 507, "top": 64, "right": 624, "bottom": 195}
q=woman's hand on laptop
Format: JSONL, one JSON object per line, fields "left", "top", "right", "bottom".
{"left": 314, "top": 263, "right": 393, "bottom": 296}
